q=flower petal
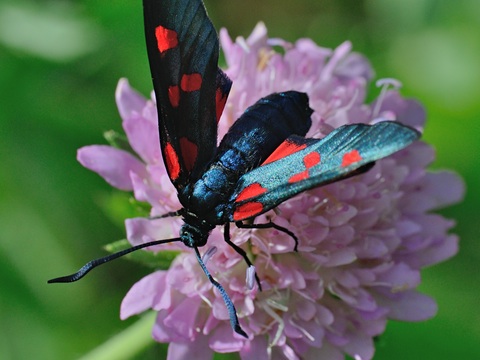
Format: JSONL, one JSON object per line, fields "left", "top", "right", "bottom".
{"left": 123, "top": 114, "right": 161, "bottom": 164}
{"left": 167, "top": 338, "right": 213, "bottom": 360}
{"left": 116, "top": 78, "right": 147, "bottom": 120}
{"left": 209, "top": 324, "right": 245, "bottom": 353}
{"left": 240, "top": 336, "right": 269, "bottom": 360}
{"left": 77, "top": 145, "right": 146, "bottom": 190}
{"left": 125, "top": 217, "right": 181, "bottom": 249}
{"left": 378, "top": 290, "right": 438, "bottom": 321}
{"left": 163, "top": 296, "right": 203, "bottom": 341}
{"left": 422, "top": 171, "right": 465, "bottom": 210}
{"left": 120, "top": 271, "right": 168, "bottom": 319}
{"left": 343, "top": 333, "right": 374, "bottom": 360}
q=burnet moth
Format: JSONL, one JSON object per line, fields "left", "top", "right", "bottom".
{"left": 49, "top": 0, "right": 420, "bottom": 338}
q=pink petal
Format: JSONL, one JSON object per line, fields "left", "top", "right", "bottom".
{"left": 398, "top": 141, "right": 434, "bottom": 170}
{"left": 209, "top": 324, "right": 245, "bottom": 353}
{"left": 410, "top": 233, "right": 459, "bottom": 268}
{"left": 153, "top": 312, "right": 178, "bottom": 342}
{"left": 125, "top": 217, "right": 181, "bottom": 249}
{"left": 300, "top": 320, "right": 326, "bottom": 348}
{"left": 77, "top": 145, "right": 147, "bottom": 190}
{"left": 396, "top": 219, "right": 422, "bottom": 237}
{"left": 120, "top": 271, "right": 168, "bottom": 319}
{"left": 164, "top": 296, "right": 202, "bottom": 341}
{"left": 354, "top": 236, "right": 389, "bottom": 259}
{"left": 376, "top": 263, "right": 420, "bottom": 290}
{"left": 297, "top": 300, "right": 316, "bottom": 321}
{"left": 343, "top": 333, "right": 375, "bottom": 360}
{"left": 122, "top": 114, "right": 161, "bottom": 164}
{"left": 130, "top": 172, "right": 168, "bottom": 208}
{"left": 246, "top": 22, "right": 268, "bottom": 47}
{"left": 130, "top": 171, "right": 152, "bottom": 202}
{"left": 167, "top": 338, "right": 213, "bottom": 360}
{"left": 277, "top": 343, "right": 301, "bottom": 360}
{"left": 295, "top": 38, "right": 331, "bottom": 62}
{"left": 379, "top": 290, "right": 438, "bottom": 321}
{"left": 328, "top": 204, "right": 357, "bottom": 227}
{"left": 240, "top": 336, "right": 269, "bottom": 360}
{"left": 334, "top": 52, "right": 374, "bottom": 81}
{"left": 115, "top": 78, "right": 147, "bottom": 120}
{"left": 373, "top": 91, "right": 426, "bottom": 130}
{"left": 325, "top": 247, "right": 357, "bottom": 266}
{"left": 422, "top": 171, "right": 465, "bottom": 210}
{"left": 305, "top": 343, "right": 344, "bottom": 360}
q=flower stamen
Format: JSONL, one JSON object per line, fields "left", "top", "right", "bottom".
{"left": 262, "top": 301, "right": 286, "bottom": 347}
{"left": 289, "top": 317, "right": 315, "bottom": 342}
{"left": 372, "top": 78, "right": 403, "bottom": 119}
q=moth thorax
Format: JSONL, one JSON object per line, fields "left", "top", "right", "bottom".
{"left": 180, "top": 214, "right": 215, "bottom": 248}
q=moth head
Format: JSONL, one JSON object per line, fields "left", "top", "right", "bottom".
{"left": 180, "top": 214, "right": 214, "bottom": 248}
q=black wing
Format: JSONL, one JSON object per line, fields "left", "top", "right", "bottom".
{"left": 143, "top": 0, "right": 231, "bottom": 190}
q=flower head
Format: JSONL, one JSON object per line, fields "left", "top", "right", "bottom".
{"left": 78, "top": 23, "right": 463, "bottom": 360}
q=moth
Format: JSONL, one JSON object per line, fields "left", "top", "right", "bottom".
{"left": 49, "top": 0, "right": 420, "bottom": 338}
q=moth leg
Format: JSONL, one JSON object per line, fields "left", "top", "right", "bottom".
{"left": 236, "top": 220, "right": 299, "bottom": 252}
{"left": 224, "top": 222, "right": 262, "bottom": 291}
{"left": 148, "top": 210, "right": 182, "bottom": 220}
{"left": 193, "top": 246, "right": 247, "bottom": 338}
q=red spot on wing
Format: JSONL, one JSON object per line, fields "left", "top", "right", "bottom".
{"left": 262, "top": 140, "right": 308, "bottom": 166}
{"left": 286, "top": 151, "right": 320, "bottom": 183}
{"left": 304, "top": 151, "right": 321, "bottom": 168}
{"left": 179, "top": 137, "right": 198, "bottom": 172}
{"left": 215, "top": 88, "right": 228, "bottom": 123}
{"left": 180, "top": 73, "right": 202, "bottom": 92}
{"left": 235, "top": 183, "right": 267, "bottom": 203}
{"left": 288, "top": 170, "right": 309, "bottom": 183}
{"left": 168, "top": 85, "right": 180, "bottom": 108}
{"left": 341, "top": 149, "right": 362, "bottom": 167}
{"left": 164, "top": 142, "right": 180, "bottom": 180}
{"left": 155, "top": 26, "right": 178, "bottom": 53}
{"left": 233, "top": 202, "right": 264, "bottom": 221}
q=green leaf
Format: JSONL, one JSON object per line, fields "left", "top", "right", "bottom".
{"left": 104, "top": 239, "right": 180, "bottom": 270}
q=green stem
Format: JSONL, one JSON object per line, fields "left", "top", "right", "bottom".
{"left": 79, "top": 312, "right": 157, "bottom": 360}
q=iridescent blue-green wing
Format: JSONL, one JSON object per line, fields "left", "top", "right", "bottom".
{"left": 228, "top": 121, "right": 420, "bottom": 221}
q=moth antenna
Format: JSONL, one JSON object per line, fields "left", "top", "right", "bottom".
{"left": 193, "top": 246, "right": 248, "bottom": 338}
{"left": 148, "top": 210, "right": 182, "bottom": 220}
{"left": 48, "top": 237, "right": 182, "bottom": 284}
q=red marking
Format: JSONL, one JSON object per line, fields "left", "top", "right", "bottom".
{"left": 233, "top": 202, "right": 264, "bottom": 221}
{"left": 288, "top": 170, "right": 309, "bottom": 183}
{"left": 341, "top": 149, "right": 362, "bottom": 167}
{"left": 179, "top": 137, "right": 198, "bottom": 172}
{"left": 168, "top": 85, "right": 180, "bottom": 108}
{"left": 215, "top": 88, "right": 228, "bottom": 123}
{"left": 235, "top": 183, "right": 267, "bottom": 203}
{"left": 164, "top": 142, "right": 180, "bottom": 180}
{"left": 262, "top": 140, "right": 308, "bottom": 165}
{"left": 155, "top": 26, "right": 178, "bottom": 53}
{"left": 180, "top": 73, "right": 202, "bottom": 92}
{"left": 304, "top": 151, "right": 321, "bottom": 168}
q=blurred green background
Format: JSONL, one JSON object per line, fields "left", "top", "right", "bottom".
{"left": 1, "top": 0, "right": 478, "bottom": 359}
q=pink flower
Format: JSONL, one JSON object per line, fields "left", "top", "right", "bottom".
{"left": 79, "top": 23, "right": 464, "bottom": 360}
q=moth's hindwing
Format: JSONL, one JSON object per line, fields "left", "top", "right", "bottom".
{"left": 229, "top": 121, "right": 420, "bottom": 221}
